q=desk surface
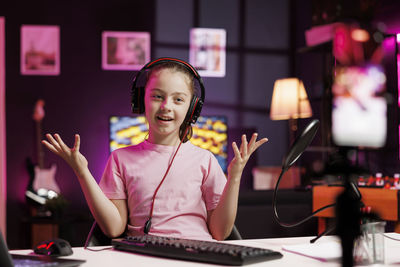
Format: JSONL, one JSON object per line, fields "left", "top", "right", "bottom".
{"left": 10, "top": 233, "right": 400, "bottom": 266}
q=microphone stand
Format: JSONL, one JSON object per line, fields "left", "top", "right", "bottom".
{"left": 311, "top": 180, "right": 364, "bottom": 244}
{"left": 310, "top": 225, "right": 335, "bottom": 243}
{"left": 335, "top": 177, "right": 362, "bottom": 267}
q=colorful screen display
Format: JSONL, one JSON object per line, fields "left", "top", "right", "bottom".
{"left": 332, "top": 64, "right": 387, "bottom": 148}
{"left": 109, "top": 115, "right": 228, "bottom": 172}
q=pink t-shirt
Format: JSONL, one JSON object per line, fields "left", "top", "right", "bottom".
{"left": 99, "top": 140, "right": 227, "bottom": 240}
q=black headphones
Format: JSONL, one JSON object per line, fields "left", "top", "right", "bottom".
{"left": 131, "top": 57, "right": 205, "bottom": 125}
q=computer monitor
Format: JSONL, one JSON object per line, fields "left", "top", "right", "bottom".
{"left": 109, "top": 115, "right": 228, "bottom": 172}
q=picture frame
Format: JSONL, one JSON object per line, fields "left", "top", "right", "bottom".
{"left": 20, "top": 25, "right": 60, "bottom": 76}
{"left": 189, "top": 28, "right": 226, "bottom": 77}
{"left": 102, "top": 31, "right": 150, "bottom": 71}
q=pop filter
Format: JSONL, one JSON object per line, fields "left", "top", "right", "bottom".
{"left": 282, "top": 119, "right": 320, "bottom": 171}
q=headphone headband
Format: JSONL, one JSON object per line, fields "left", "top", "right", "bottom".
{"left": 146, "top": 57, "right": 200, "bottom": 78}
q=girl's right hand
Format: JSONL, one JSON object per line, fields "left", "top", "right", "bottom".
{"left": 42, "top": 134, "right": 88, "bottom": 176}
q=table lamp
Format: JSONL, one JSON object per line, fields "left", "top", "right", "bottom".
{"left": 270, "top": 78, "right": 312, "bottom": 143}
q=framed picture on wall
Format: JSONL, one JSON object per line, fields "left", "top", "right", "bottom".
{"left": 102, "top": 31, "right": 150, "bottom": 71}
{"left": 20, "top": 25, "right": 60, "bottom": 75}
{"left": 189, "top": 28, "right": 226, "bottom": 77}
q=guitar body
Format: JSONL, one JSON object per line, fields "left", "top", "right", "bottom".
{"left": 33, "top": 164, "right": 59, "bottom": 194}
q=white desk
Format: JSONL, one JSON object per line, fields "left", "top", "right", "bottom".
{"left": 10, "top": 233, "right": 400, "bottom": 266}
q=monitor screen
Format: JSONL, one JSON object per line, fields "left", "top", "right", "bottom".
{"left": 109, "top": 115, "right": 228, "bottom": 172}
{"left": 331, "top": 64, "right": 387, "bottom": 148}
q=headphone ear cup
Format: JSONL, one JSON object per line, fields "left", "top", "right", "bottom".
{"left": 131, "top": 87, "right": 145, "bottom": 114}
{"left": 192, "top": 98, "right": 203, "bottom": 124}
{"left": 186, "top": 96, "right": 203, "bottom": 125}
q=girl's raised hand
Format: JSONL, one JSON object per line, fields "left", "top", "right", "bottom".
{"left": 42, "top": 134, "right": 88, "bottom": 175}
{"left": 227, "top": 133, "right": 268, "bottom": 181}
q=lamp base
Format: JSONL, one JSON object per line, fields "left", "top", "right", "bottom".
{"left": 289, "top": 118, "right": 298, "bottom": 145}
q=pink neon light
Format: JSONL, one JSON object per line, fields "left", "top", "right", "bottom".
{"left": 397, "top": 34, "right": 400, "bottom": 160}
{"left": 398, "top": 53, "right": 400, "bottom": 108}
{"left": 0, "top": 17, "right": 6, "bottom": 237}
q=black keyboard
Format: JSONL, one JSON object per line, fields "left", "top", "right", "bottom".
{"left": 112, "top": 235, "right": 283, "bottom": 266}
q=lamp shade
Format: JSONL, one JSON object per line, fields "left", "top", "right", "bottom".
{"left": 270, "top": 78, "right": 312, "bottom": 120}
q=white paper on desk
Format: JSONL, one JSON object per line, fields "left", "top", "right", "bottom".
{"left": 282, "top": 241, "right": 342, "bottom": 262}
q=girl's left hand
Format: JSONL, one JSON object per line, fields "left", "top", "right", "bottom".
{"left": 228, "top": 133, "right": 268, "bottom": 180}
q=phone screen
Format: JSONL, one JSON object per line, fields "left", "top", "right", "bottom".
{"left": 331, "top": 64, "right": 387, "bottom": 148}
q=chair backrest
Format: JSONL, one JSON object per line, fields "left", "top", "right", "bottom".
{"left": 85, "top": 221, "right": 242, "bottom": 247}
{"left": 84, "top": 221, "right": 112, "bottom": 247}
{"left": 226, "top": 225, "right": 242, "bottom": 240}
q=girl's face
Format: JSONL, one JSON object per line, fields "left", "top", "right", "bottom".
{"left": 144, "top": 68, "right": 193, "bottom": 145}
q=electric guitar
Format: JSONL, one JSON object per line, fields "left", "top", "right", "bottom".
{"left": 26, "top": 99, "right": 60, "bottom": 205}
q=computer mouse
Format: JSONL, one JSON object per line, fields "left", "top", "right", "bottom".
{"left": 33, "top": 238, "right": 73, "bottom": 256}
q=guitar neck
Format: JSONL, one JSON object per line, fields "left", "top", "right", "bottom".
{"left": 36, "top": 120, "right": 44, "bottom": 169}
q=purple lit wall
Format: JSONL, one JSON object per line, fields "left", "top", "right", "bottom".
{"left": 397, "top": 34, "right": 400, "bottom": 159}
{"left": 2, "top": 0, "right": 293, "bottom": 249}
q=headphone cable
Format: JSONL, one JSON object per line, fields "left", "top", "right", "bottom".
{"left": 144, "top": 98, "right": 199, "bottom": 234}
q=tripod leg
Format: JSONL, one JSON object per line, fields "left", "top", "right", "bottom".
{"left": 310, "top": 225, "right": 336, "bottom": 243}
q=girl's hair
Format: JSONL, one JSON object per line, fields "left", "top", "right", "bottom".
{"left": 146, "top": 61, "right": 195, "bottom": 143}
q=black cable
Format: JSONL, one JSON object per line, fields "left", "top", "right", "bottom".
{"left": 84, "top": 222, "right": 97, "bottom": 249}
{"left": 383, "top": 234, "right": 400, "bottom": 241}
{"left": 85, "top": 247, "right": 113, "bottom": 252}
{"left": 272, "top": 168, "right": 336, "bottom": 228}
{"left": 84, "top": 221, "right": 114, "bottom": 251}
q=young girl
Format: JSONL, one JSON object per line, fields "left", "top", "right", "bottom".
{"left": 42, "top": 58, "right": 268, "bottom": 241}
